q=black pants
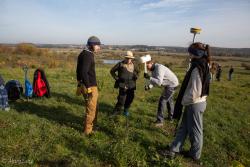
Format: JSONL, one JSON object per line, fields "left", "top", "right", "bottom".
{"left": 114, "top": 88, "right": 135, "bottom": 113}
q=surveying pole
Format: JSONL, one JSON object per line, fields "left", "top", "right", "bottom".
{"left": 190, "top": 27, "right": 202, "bottom": 43}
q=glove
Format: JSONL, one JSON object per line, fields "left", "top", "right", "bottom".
{"left": 85, "top": 88, "right": 93, "bottom": 100}
{"left": 86, "top": 88, "right": 92, "bottom": 93}
{"left": 86, "top": 92, "right": 93, "bottom": 99}
{"left": 132, "top": 74, "right": 138, "bottom": 81}
{"left": 144, "top": 73, "right": 150, "bottom": 79}
{"left": 145, "top": 84, "right": 153, "bottom": 91}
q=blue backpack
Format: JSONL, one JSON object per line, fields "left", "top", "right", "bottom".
{"left": 23, "top": 66, "right": 33, "bottom": 98}
{"left": 0, "top": 75, "right": 9, "bottom": 110}
{"left": 25, "top": 80, "right": 33, "bottom": 98}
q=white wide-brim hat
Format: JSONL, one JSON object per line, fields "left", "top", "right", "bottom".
{"left": 125, "top": 51, "right": 135, "bottom": 59}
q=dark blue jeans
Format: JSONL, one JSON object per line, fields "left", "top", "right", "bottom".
{"left": 156, "top": 86, "right": 175, "bottom": 122}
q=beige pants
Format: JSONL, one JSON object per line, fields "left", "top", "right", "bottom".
{"left": 84, "top": 86, "right": 98, "bottom": 134}
{"left": 76, "top": 85, "right": 98, "bottom": 134}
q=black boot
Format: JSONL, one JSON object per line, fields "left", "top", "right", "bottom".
{"left": 112, "top": 105, "right": 122, "bottom": 115}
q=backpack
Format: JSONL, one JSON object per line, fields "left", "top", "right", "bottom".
{"left": 5, "top": 80, "right": 23, "bottom": 101}
{"left": 23, "top": 66, "right": 33, "bottom": 98}
{"left": 0, "top": 75, "right": 9, "bottom": 110}
{"left": 25, "top": 79, "right": 33, "bottom": 98}
{"left": 33, "top": 69, "right": 50, "bottom": 98}
{"left": 0, "top": 75, "right": 4, "bottom": 85}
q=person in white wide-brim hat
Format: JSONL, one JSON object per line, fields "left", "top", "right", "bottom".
{"left": 110, "top": 50, "right": 139, "bottom": 116}
{"left": 124, "top": 50, "right": 135, "bottom": 59}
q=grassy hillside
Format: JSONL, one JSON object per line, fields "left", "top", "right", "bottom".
{"left": 0, "top": 64, "right": 249, "bottom": 167}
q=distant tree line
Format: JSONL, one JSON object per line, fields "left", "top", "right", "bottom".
{"left": 0, "top": 43, "right": 249, "bottom": 58}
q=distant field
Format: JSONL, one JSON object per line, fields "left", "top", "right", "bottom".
{"left": 0, "top": 49, "right": 250, "bottom": 167}
{"left": 1, "top": 47, "right": 250, "bottom": 69}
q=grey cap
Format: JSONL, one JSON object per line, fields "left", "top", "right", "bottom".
{"left": 87, "top": 36, "right": 101, "bottom": 46}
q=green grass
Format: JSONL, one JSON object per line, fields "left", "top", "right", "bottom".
{"left": 0, "top": 65, "right": 249, "bottom": 167}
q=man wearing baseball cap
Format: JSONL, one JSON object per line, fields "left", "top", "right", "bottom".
{"left": 110, "top": 51, "right": 139, "bottom": 116}
{"left": 76, "top": 36, "right": 101, "bottom": 135}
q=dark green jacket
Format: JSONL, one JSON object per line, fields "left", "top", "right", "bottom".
{"left": 110, "top": 60, "right": 139, "bottom": 90}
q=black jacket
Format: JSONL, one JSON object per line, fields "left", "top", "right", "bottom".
{"left": 229, "top": 68, "right": 234, "bottom": 74}
{"left": 76, "top": 49, "right": 97, "bottom": 88}
{"left": 110, "top": 60, "right": 139, "bottom": 90}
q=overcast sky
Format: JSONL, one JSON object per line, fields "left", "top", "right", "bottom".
{"left": 0, "top": 0, "right": 250, "bottom": 48}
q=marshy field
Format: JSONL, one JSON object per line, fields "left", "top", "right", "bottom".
{"left": 0, "top": 45, "right": 250, "bottom": 167}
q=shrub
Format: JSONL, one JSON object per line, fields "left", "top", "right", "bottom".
{"left": 15, "top": 43, "right": 38, "bottom": 55}
{"left": 164, "top": 62, "right": 174, "bottom": 68}
{"left": 0, "top": 45, "right": 13, "bottom": 54}
{"left": 241, "top": 63, "right": 250, "bottom": 70}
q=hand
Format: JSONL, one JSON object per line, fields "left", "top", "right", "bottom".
{"left": 145, "top": 84, "right": 153, "bottom": 91}
{"left": 145, "top": 85, "right": 150, "bottom": 91}
{"left": 76, "top": 83, "right": 83, "bottom": 96}
{"left": 77, "top": 80, "right": 82, "bottom": 87}
{"left": 144, "top": 73, "right": 150, "bottom": 79}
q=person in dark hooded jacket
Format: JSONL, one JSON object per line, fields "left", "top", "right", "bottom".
{"left": 76, "top": 36, "right": 101, "bottom": 135}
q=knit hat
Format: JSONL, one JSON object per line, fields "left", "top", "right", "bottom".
{"left": 188, "top": 47, "right": 207, "bottom": 58}
{"left": 87, "top": 36, "right": 101, "bottom": 46}
{"left": 125, "top": 51, "right": 135, "bottom": 59}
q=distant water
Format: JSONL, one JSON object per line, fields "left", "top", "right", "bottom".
{"left": 102, "top": 59, "right": 121, "bottom": 64}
